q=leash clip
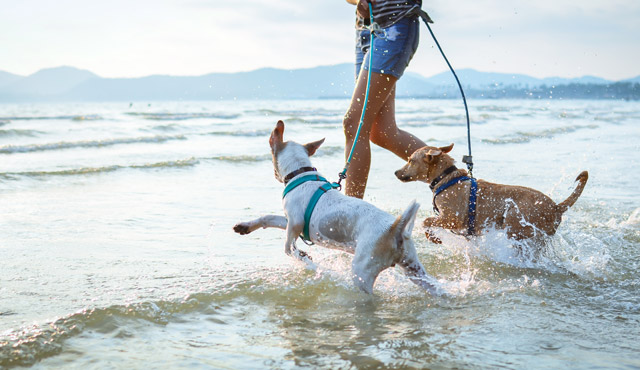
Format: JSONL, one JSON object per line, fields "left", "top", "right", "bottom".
{"left": 369, "top": 22, "right": 386, "bottom": 38}
{"left": 335, "top": 171, "right": 347, "bottom": 191}
{"left": 462, "top": 155, "right": 474, "bottom": 178}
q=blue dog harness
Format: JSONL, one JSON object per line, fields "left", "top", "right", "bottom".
{"left": 282, "top": 170, "right": 340, "bottom": 243}
{"left": 431, "top": 169, "right": 478, "bottom": 236}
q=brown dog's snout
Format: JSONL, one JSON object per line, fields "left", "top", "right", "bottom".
{"left": 395, "top": 168, "right": 411, "bottom": 182}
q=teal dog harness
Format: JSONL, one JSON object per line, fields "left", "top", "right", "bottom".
{"left": 282, "top": 171, "right": 340, "bottom": 242}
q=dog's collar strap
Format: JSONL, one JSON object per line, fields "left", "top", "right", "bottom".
{"left": 283, "top": 167, "right": 317, "bottom": 185}
{"left": 283, "top": 174, "right": 326, "bottom": 199}
{"left": 432, "top": 176, "right": 478, "bottom": 236}
{"left": 429, "top": 166, "right": 458, "bottom": 190}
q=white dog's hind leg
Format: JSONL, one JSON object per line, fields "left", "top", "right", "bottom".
{"left": 350, "top": 243, "right": 379, "bottom": 294}
{"left": 233, "top": 215, "right": 287, "bottom": 235}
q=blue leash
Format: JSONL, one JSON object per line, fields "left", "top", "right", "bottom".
{"left": 413, "top": 8, "right": 474, "bottom": 177}
{"left": 338, "top": 4, "right": 475, "bottom": 182}
{"left": 286, "top": 4, "right": 480, "bottom": 241}
{"left": 284, "top": 4, "right": 378, "bottom": 244}
{"left": 414, "top": 7, "right": 478, "bottom": 234}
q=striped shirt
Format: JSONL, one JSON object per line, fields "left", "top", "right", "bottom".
{"left": 356, "top": 0, "right": 421, "bottom": 29}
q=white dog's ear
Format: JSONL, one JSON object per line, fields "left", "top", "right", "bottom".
{"left": 440, "top": 143, "right": 454, "bottom": 153}
{"left": 425, "top": 148, "right": 442, "bottom": 162}
{"left": 269, "top": 120, "right": 285, "bottom": 150}
{"left": 304, "top": 138, "right": 325, "bottom": 156}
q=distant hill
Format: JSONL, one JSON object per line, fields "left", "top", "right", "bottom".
{"left": 425, "top": 69, "right": 612, "bottom": 89}
{"left": 0, "top": 64, "right": 637, "bottom": 102}
{"left": 0, "top": 70, "right": 22, "bottom": 88}
{"left": 66, "top": 65, "right": 357, "bottom": 101}
{"left": 622, "top": 76, "right": 640, "bottom": 84}
{"left": 1, "top": 66, "right": 98, "bottom": 98}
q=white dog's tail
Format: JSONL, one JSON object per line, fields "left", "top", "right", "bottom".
{"left": 390, "top": 200, "right": 420, "bottom": 244}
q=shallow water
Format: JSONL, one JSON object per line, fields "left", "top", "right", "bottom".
{"left": 1, "top": 99, "right": 639, "bottom": 368}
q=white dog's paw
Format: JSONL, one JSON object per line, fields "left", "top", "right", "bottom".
{"left": 290, "top": 247, "right": 316, "bottom": 270}
{"left": 292, "top": 248, "right": 313, "bottom": 263}
{"left": 233, "top": 222, "right": 252, "bottom": 235}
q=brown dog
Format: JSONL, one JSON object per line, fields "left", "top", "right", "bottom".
{"left": 395, "top": 144, "right": 588, "bottom": 244}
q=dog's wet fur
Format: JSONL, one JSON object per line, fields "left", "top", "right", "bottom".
{"left": 395, "top": 144, "right": 588, "bottom": 246}
{"left": 233, "top": 120, "right": 438, "bottom": 294}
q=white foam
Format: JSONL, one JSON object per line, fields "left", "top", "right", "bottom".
{"left": 620, "top": 208, "right": 640, "bottom": 227}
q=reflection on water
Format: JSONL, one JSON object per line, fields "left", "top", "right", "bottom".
{"left": 0, "top": 99, "right": 639, "bottom": 368}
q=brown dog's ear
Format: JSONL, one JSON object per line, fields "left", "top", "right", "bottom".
{"left": 304, "top": 138, "right": 325, "bottom": 156}
{"left": 439, "top": 143, "right": 454, "bottom": 153}
{"left": 424, "top": 148, "right": 442, "bottom": 163}
{"left": 269, "top": 120, "right": 285, "bottom": 149}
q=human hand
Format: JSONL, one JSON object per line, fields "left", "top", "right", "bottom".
{"left": 356, "top": 0, "right": 375, "bottom": 18}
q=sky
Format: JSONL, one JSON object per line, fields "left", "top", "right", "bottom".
{"left": 1, "top": 0, "right": 639, "bottom": 80}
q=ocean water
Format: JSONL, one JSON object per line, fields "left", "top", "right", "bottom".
{"left": 1, "top": 98, "right": 639, "bottom": 369}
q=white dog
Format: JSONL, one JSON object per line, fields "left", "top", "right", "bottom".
{"left": 233, "top": 120, "right": 437, "bottom": 294}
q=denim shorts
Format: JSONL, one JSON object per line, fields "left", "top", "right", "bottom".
{"left": 355, "top": 16, "right": 420, "bottom": 80}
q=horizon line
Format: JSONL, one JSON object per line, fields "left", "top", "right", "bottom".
{"left": 2, "top": 64, "right": 639, "bottom": 83}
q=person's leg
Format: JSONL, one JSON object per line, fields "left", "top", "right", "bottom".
{"left": 343, "top": 70, "right": 397, "bottom": 198}
{"left": 369, "top": 85, "right": 426, "bottom": 160}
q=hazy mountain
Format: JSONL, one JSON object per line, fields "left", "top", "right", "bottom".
{"left": 58, "top": 64, "right": 437, "bottom": 101}
{"left": 425, "top": 69, "right": 612, "bottom": 88}
{"left": 0, "top": 64, "right": 636, "bottom": 102}
{"left": 622, "top": 76, "right": 640, "bottom": 84}
{"left": 0, "top": 66, "right": 98, "bottom": 97}
{"left": 0, "top": 70, "right": 22, "bottom": 88}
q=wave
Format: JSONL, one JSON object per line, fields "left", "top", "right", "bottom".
{"left": 200, "top": 145, "right": 342, "bottom": 164}
{"left": 0, "top": 115, "right": 103, "bottom": 121}
{"left": 207, "top": 145, "right": 342, "bottom": 163}
{"left": 150, "top": 123, "right": 180, "bottom": 132}
{"left": 207, "top": 154, "right": 272, "bottom": 163}
{"left": 251, "top": 108, "right": 342, "bottom": 117}
{"left": 282, "top": 117, "right": 340, "bottom": 125}
{"left": 0, "top": 269, "right": 332, "bottom": 368}
{"left": 315, "top": 145, "right": 343, "bottom": 157}
{"left": 0, "top": 129, "right": 42, "bottom": 137}
{"left": 126, "top": 112, "right": 240, "bottom": 121}
{"left": 1, "top": 158, "right": 199, "bottom": 179}
{"left": 0, "top": 152, "right": 298, "bottom": 179}
{"left": 0, "top": 135, "right": 186, "bottom": 154}
{"left": 475, "top": 105, "right": 513, "bottom": 112}
{"left": 402, "top": 113, "right": 498, "bottom": 127}
{"left": 0, "top": 263, "right": 425, "bottom": 368}
{"left": 204, "top": 128, "right": 273, "bottom": 137}
{"left": 482, "top": 124, "right": 598, "bottom": 145}
{"left": 0, "top": 298, "right": 208, "bottom": 368}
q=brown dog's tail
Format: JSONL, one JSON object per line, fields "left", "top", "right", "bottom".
{"left": 556, "top": 171, "right": 589, "bottom": 214}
